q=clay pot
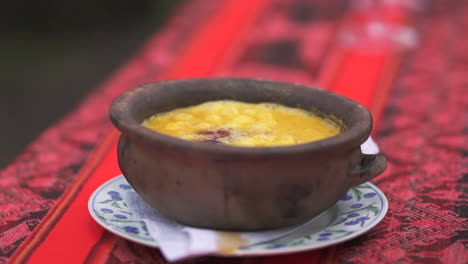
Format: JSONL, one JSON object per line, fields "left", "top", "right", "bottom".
{"left": 110, "top": 78, "right": 386, "bottom": 231}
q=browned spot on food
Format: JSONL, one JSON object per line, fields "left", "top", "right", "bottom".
{"left": 198, "top": 129, "right": 231, "bottom": 139}
{"left": 197, "top": 129, "right": 232, "bottom": 144}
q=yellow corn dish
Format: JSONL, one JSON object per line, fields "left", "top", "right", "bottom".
{"left": 142, "top": 100, "right": 341, "bottom": 147}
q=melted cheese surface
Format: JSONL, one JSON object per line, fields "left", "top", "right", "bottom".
{"left": 143, "top": 100, "right": 340, "bottom": 147}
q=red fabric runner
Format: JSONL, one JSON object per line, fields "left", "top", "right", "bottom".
{"left": 2, "top": 0, "right": 467, "bottom": 263}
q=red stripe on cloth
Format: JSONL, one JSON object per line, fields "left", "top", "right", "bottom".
{"left": 8, "top": 131, "right": 119, "bottom": 263}
{"left": 10, "top": 131, "right": 120, "bottom": 263}
{"left": 261, "top": 50, "right": 398, "bottom": 264}
{"left": 262, "top": 9, "right": 408, "bottom": 264}
{"left": 316, "top": 47, "right": 346, "bottom": 90}
{"left": 26, "top": 135, "right": 121, "bottom": 263}
{"left": 330, "top": 50, "right": 389, "bottom": 109}
{"left": 369, "top": 53, "right": 402, "bottom": 131}
{"left": 326, "top": 48, "right": 403, "bottom": 131}
{"left": 83, "top": 231, "right": 119, "bottom": 264}
{"left": 153, "top": 0, "right": 269, "bottom": 80}
{"left": 10, "top": 0, "right": 269, "bottom": 263}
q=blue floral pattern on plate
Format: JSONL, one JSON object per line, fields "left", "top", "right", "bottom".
{"left": 88, "top": 178, "right": 153, "bottom": 247}
{"left": 88, "top": 175, "right": 388, "bottom": 256}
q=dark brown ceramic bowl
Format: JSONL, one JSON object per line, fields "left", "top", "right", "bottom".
{"left": 110, "top": 78, "right": 386, "bottom": 231}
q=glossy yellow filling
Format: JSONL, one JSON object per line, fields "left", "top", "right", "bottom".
{"left": 142, "top": 100, "right": 341, "bottom": 147}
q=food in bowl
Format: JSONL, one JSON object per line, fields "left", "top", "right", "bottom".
{"left": 110, "top": 78, "right": 387, "bottom": 231}
{"left": 142, "top": 100, "right": 341, "bottom": 147}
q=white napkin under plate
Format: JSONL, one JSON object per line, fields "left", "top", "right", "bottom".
{"left": 125, "top": 137, "right": 379, "bottom": 262}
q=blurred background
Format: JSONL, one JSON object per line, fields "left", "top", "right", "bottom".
{"left": 0, "top": 0, "right": 182, "bottom": 168}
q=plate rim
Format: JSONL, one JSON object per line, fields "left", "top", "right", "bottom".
{"left": 88, "top": 175, "right": 388, "bottom": 257}
{"left": 88, "top": 177, "right": 157, "bottom": 248}
{"left": 228, "top": 180, "right": 388, "bottom": 256}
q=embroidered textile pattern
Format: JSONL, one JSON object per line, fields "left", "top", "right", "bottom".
{"left": 0, "top": 0, "right": 223, "bottom": 260}
{"left": 1, "top": 0, "right": 467, "bottom": 263}
{"left": 337, "top": 1, "right": 468, "bottom": 263}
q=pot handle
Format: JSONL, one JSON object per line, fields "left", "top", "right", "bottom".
{"left": 350, "top": 153, "right": 387, "bottom": 186}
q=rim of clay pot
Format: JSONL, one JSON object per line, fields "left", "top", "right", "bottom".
{"left": 109, "top": 78, "right": 372, "bottom": 156}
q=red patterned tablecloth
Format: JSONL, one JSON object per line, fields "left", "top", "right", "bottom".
{"left": 1, "top": 0, "right": 466, "bottom": 263}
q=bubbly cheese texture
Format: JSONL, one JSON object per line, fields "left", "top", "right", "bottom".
{"left": 142, "top": 100, "right": 341, "bottom": 147}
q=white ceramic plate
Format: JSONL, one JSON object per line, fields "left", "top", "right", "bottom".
{"left": 88, "top": 175, "right": 388, "bottom": 256}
